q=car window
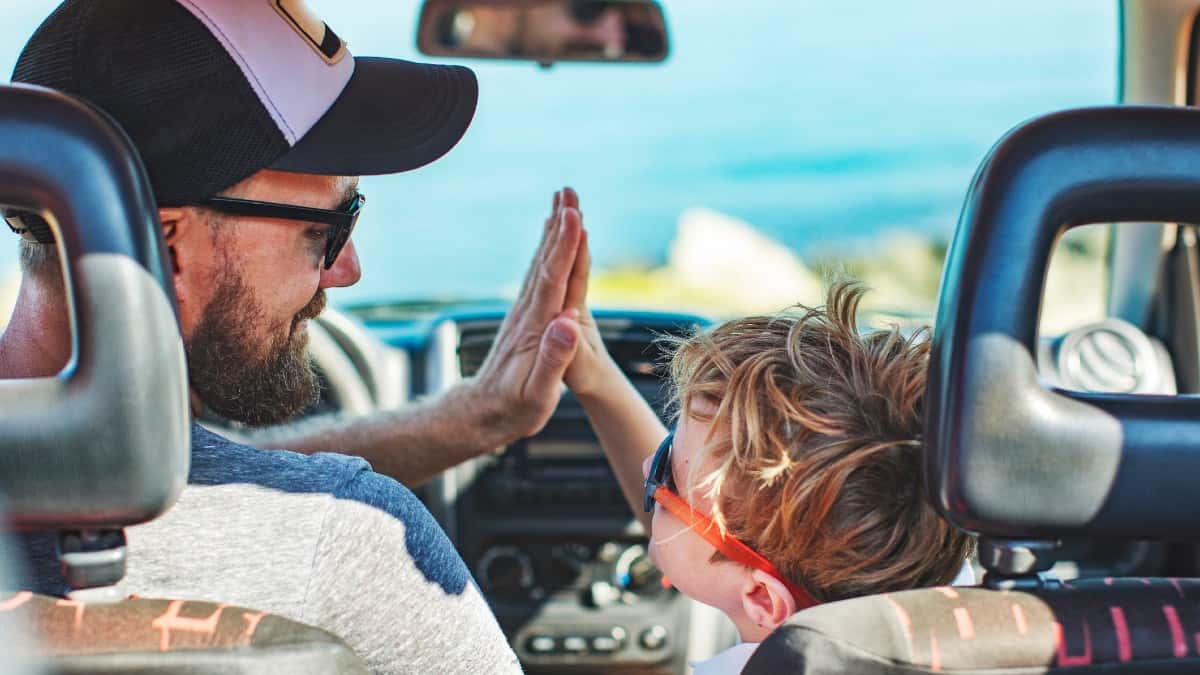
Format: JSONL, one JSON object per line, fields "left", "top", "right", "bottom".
{"left": 0, "top": 0, "right": 1117, "bottom": 326}
{"left": 1042, "top": 224, "right": 1110, "bottom": 335}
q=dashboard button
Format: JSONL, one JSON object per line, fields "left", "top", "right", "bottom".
{"left": 598, "top": 542, "right": 622, "bottom": 562}
{"left": 562, "top": 636, "right": 588, "bottom": 653}
{"left": 639, "top": 625, "right": 669, "bottom": 650}
{"left": 527, "top": 635, "right": 556, "bottom": 654}
{"left": 591, "top": 635, "right": 620, "bottom": 653}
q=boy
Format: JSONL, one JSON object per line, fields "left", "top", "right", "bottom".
{"left": 563, "top": 271, "right": 974, "bottom": 672}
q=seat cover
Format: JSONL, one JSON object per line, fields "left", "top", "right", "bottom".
{"left": 1, "top": 592, "right": 366, "bottom": 674}
{"left": 744, "top": 578, "right": 1200, "bottom": 674}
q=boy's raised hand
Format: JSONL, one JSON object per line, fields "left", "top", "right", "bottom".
{"left": 558, "top": 189, "right": 621, "bottom": 399}
{"left": 558, "top": 190, "right": 666, "bottom": 532}
{"left": 467, "top": 187, "right": 586, "bottom": 445}
{"left": 468, "top": 184, "right": 620, "bottom": 449}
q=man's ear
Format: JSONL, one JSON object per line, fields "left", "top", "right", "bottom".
{"left": 740, "top": 570, "right": 798, "bottom": 633}
{"left": 158, "top": 207, "right": 192, "bottom": 311}
{"left": 158, "top": 207, "right": 185, "bottom": 269}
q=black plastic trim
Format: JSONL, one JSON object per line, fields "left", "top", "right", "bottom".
{"left": 0, "top": 84, "right": 188, "bottom": 529}
{"left": 927, "top": 105, "right": 1200, "bottom": 539}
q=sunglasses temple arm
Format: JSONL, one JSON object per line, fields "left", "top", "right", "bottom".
{"left": 651, "top": 486, "right": 818, "bottom": 610}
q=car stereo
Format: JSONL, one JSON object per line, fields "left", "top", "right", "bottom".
{"left": 456, "top": 414, "right": 690, "bottom": 673}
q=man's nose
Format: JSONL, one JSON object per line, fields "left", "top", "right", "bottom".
{"left": 320, "top": 238, "right": 362, "bottom": 289}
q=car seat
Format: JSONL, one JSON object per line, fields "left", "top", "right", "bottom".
{"left": 0, "top": 83, "right": 366, "bottom": 674}
{"left": 746, "top": 106, "right": 1200, "bottom": 674}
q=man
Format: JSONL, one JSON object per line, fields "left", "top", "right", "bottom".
{"left": 3, "top": 1, "right": 591, "bottom": 672}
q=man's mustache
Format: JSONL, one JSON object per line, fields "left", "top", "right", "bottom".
{"left": 295, "top": 290, "right": 327, "bottom": 323}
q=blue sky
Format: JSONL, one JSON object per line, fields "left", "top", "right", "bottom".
{"left": 1, "top": 1, "right": 1117, "bottom": 305}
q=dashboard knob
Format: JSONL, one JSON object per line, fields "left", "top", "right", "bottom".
{"left": 478, "top": 545, "right": 535, "bottom": 598}
{"left": 585, "top": 580, "right": 622, "bottom": 608}
{"left": 550, "top": 542, "right": 591, "bottom": 576}
{"left": 613, "top": 544, "right": 662, "bottom": 592}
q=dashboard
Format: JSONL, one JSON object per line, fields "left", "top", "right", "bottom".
{"left": 214, "top": 302, "right": 1183, "bottom": 674}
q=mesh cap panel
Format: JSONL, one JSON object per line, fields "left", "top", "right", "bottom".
{"left": 13, "top": 0, "right": 288, "bottom": 204}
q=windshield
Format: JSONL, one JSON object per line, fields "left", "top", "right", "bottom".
{"left": 0, "top": 0, "right": 1116, "bottom": 321}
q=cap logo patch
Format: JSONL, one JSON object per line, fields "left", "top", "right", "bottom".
{"left": 271, "top": 0, "right": 347, "bottom": 64}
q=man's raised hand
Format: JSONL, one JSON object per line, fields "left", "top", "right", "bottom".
{"left": 466, "top": 188, "right": 587, "bottom": 446}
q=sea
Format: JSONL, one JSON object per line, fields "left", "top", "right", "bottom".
{"left": 0, "top": 1, "right": 1117, "bottom": 306}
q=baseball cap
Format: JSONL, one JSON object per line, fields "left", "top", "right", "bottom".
{"left": 11, "top": 0, "right": 478, "bottom": 208}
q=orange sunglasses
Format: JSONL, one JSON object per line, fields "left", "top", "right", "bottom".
{"left": 644, "top": 430, "right": 818, "bottom": 610}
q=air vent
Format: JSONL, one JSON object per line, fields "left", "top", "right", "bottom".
{"left": 601, "top": 326, "right": 674, "bottom": 380}
{"left": 457, "top": 319, "right": 503, "bottom": 378}
{"left": 1053, "top": 318, "right": 1176, "bottom": 395}
{"left": 455, "top": 316, "right": 698, "bottom": 388}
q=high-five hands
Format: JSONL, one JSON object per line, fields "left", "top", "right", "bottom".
{"left": 460, "top": 187, "right": 656, "bottom": 524}
{"left": 559, "top": 194, "right": 615, "bottom": 400}
{"left": 468, "top": 188, "right": 589, "bottom": 445}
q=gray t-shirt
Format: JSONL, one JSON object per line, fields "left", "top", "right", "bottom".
{"left": 20, "top": 423, "right": 521, "bottom": 674}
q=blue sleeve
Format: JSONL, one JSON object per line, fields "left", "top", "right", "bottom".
{"left": 333, "top": 467, "right": 473, "bottom": 596}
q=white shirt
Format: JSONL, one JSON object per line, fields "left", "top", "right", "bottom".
{"left": 690, "top": 641, "right": 760, "bottom": 675}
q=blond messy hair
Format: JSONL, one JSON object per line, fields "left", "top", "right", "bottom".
{"left": 665, "top": 281, "right": 973, "bottom": 603}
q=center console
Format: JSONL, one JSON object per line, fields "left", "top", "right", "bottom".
{"left": 456, "top": 415, "right": 690, "bottom": 673}
{"left": 435, "top": 311, "right": 712, "bottom": 674}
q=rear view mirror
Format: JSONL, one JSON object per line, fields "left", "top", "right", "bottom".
{"left": 417, "top": 0, "right": 669, "bottom": 65}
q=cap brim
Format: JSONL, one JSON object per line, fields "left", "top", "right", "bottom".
{"left": 270, "top": 57, "right": 477, "bottom": 175}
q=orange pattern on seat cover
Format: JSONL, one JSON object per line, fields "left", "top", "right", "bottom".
{"left": 0, "top": 592, "right": 328, "bottom": 654}
{"left": 747, "top": 577, "right": 1200, "bottom": 674}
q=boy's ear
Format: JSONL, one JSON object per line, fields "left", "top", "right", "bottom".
{"left": 740, "top": 570, "right": 798, "bottom": 633}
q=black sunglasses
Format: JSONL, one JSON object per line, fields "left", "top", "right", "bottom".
{"left": 644, "top": 429, "right": 677, "bottom": 513}
{"left": 193, "top": 191, "right": 365, "bottom": 269}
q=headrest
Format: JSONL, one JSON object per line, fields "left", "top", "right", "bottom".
{"left": 746, "top": 578, "right": 1200, "bottom": 674}
{"left": 0, "top": 84, "right": 188, "bottom": 531}
{"left": 925, "top": 105, "right": 1200, "bottom": 540}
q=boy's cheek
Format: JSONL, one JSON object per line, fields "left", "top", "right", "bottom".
{"left": 649, "top": 527, "right": 726, "bottom": 611}
{"left": 647, "top": 509, "right": 691, "bottom": 585}
{"left": 646, "top": 509, "right": 671, "bottom": 571}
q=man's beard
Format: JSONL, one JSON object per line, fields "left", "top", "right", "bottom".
{"left": 187, "top": 271, "right": 326, "bottom": 427}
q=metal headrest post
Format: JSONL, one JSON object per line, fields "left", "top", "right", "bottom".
{"left": 977, "top": 538, "right": 1059, "bottom": 590}
{"left": 57, "top": 530, "right": 128, "bottom": 601}
{"left": 926, "top": 106, "right": 1200, "bottom": 558}
{"left": 0, "top": 85, "right": 189, "bottom": 597}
